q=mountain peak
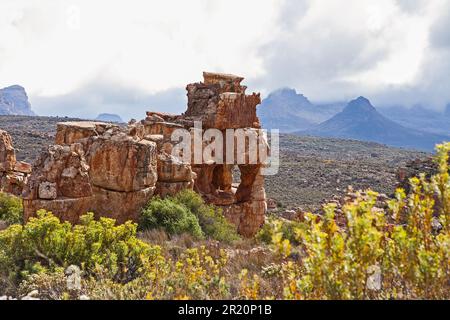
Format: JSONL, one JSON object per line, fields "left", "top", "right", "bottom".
{"left": 270, "top": 87, "right": 298, "bottom": 97}
{"left": 300, "top": 95, "right": 447, "bottom": 152}
{"left": 4, "top": 85, "right": 26, "bottom": 91}
{"left": 343, "top": 96, "right": 376, "bottom": 114}
{"left": 355, "top": 96, "right": 370, "bottom": 103}
{"left": 268, "top": 87, "right": 312, "bottom": 105}
{"left": 0, "top": 85, "right": 35, "bottom": 116}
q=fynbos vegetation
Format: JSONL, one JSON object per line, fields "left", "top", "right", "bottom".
{"left": 0, "top": 143, "right": 448, "bottom": 300}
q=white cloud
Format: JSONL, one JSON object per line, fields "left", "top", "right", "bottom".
{"left": 32, "top": 77, "right": 187, "bottom": 121}
{"left": 0, "top": 0, "right": 280, "bottom": 101}
{"left": 255, "top": 0, "right": 450, "bottom": 110}
{"left": 1, "top": 0, "right": 450, "bottom": 115}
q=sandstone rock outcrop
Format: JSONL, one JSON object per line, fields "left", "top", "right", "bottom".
{"left": 185, "top": 72, "right": 261, "bottom": 129}
{"left": 0, "top": 130, "right": 16, "bottom": 171}
{"left": 55, "top": 121, "right": 116, "bottom": 145}
{"left": 23, "top": 72, "right": 267, "bottom": 237}
{"left": 23, "top": 123, "right": 158, "bottom": 224}
{"left": 0, "top": 129, "right": 31, "bottom": 196}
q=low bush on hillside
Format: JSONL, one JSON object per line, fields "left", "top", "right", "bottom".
{"left": 0, "top": 211, "right": 153, "bottom": 294}
{"left": 140, "top": 197, "right": 204, "bottom": 240}
{"left": 0, "top": 192, "right": 23, "bottom": 225}
{"left": 256, "top": 216, "right": 304, "bottom": 246}
{"left": 17, "top": 244, "right": 232, "bottom": 300}
{"left": 174, "top": 190, "right": 240, "bottom": 243}
{"left": 140, "top": 190, "right": 239, "bottom": 243}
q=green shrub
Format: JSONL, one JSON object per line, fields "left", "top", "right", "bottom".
{"left": 0, "top": 211, "right": 153, "bottom": 287}
{"left": 140, "top": 190, "right": 239, "bottom": 242}
{"left": 174, "top": 190, "right": 240, "bottom": 243}
{"left": 140, "top": 197, "right": 204, "bottom": 239}
{"left": 0, "top": 192, "right": 23, "bottom": 225}
{"left": 256, "top": 216, "right": 304, "bottom": 245}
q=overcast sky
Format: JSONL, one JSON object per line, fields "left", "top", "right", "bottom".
{"left": 1, "top": 0, "right": 449, "bottom": 120}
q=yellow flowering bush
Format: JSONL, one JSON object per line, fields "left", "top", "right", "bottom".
{"left": 0, "top": 211, "right": 153, "bottom": 286}
{"left": 273, "top": 142, "right": 450, "bottom": 300}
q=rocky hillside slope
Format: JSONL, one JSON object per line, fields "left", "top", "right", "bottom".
{"left": 0, "top": 115, "right": 86, "bottom": 162}
{"left": 267, "top": 134, "right": 428, "bottom": 210}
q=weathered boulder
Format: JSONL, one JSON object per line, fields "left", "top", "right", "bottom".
{"left": 24, "top": 127, "right": 158, "bottom": 224}
{"left": 0, "top": 129, "right": 31, "bottom": 196}
{"left": 91, "top": 186, "right": 156, "bottom": 223}
{"left": 142, "top": 121, "right": 184, "bottom": 137}
{"left": 87, "top": 135, "right": 157, "bottom": 192}
{"left": 55, "top": 121, "right": 117, "bottom": 145}
{"left": 23, "top": 144, "right": 92, "bottom": 201}
{"left": 185, "top": 72, "right": 261, "bottom": 129}
{"left": 0, "top": 130, "right": 16, "bottom": 171}
{"left": 221, "top": 200, "right": 266, "bottom": 237}
{"left": 203, "top": 72, "right": 245, "bottom": 92}
{"left": 14, "top": 161, "right": 32, "bottom": 174}
{"left": 1, "top": 172, "right": 27, "bottom": 196}
{"left": 157, "top": 153, "right": 194, "bottom": 183}
{"left": 38, "top": 181, "right": 57, "bottom": 199}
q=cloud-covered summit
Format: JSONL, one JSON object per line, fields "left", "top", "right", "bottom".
{"left": 254, "top": 0, "right": 450, "bottom": 111}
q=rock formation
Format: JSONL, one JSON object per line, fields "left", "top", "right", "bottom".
{"left": 22, "top": 72, "right": 267, "bottom": 237}
{"left": 0, "top": 130, "right": 32, "bottom": 196}
{"left": 0, "top": 85, "right": 35, "bottom": 116}
{"left": 23, "top": 122, "right": 158, "bottom": 224}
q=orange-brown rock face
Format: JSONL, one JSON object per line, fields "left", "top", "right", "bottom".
{"left": 55, "top": 121, "right": 117, "bottom": 145}
{"left": 23, "top": 72, "right": 267, "bottom": 237}
{"left": 185, "top": 72, "right": 261, "bottom": 130}
{"left": 0, "top": 130, "right": 16, "bottom": 171}
{"left": 0, "top": 129, "right": 31, "bottom": 196}
{"left": 22, "top": 144, "right": 92, "bottom": 200}
{"left": 170, "top": 72, "right": 266, "bottom": 236}
{"left": 23, "top": 128, "right": 158, "bottom": 224}
{"left": 88, "top": 136, "right": 157, "bottom": 192}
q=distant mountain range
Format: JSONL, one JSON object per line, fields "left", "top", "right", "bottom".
{"left": 0, "top": 85, "right": 35, "bottom": 116}
{"left": 378, "top": 105, "right": 450, "bottom": 137}
{"left": 1, "top": 83, "right": 448, "bottom": 152}
{"left": 299, "top": 97, "right": 448, "bottom": 152}
{"left": 257, "top": 88, "right": 344, "bottom": 132}
{"left": 258, "top": 88, "right": 449, "bottom": 152}
{"left": 0, "top": 86, "right": 127, "bottom": 124}
{"left": 95, "top": 113, "right": 124, "bottom": 123}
